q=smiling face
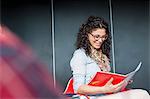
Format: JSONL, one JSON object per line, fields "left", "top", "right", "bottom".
{"left": 88, "top": 28, "right": 107, "bottom": 49}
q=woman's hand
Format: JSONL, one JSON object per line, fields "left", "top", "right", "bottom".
{"left": 128, "top": 79, "right": 133, "bottom": 84}
{"left": 103, "top": 78, "right": 125, "bottom": 93}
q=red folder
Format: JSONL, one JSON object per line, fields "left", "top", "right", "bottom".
{"left": 64, "top": 72, "right": 127, "bottom": 95}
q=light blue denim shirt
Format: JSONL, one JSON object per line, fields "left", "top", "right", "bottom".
{"left": 70, "top": 48, "right": 102, "bottom": 93}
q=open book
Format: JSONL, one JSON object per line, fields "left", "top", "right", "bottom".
{"left": 64, "top": 62, "right": 142, "bottom": 95}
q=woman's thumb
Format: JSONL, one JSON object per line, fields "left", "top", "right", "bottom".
{"left": 105, "top": 77, "right": 113, "bottom": 85}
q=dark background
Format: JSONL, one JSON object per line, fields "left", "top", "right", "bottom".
{"left": 1, "top": 0, "right": 149, "bottom": 93}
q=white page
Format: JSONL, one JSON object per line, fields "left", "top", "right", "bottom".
{"left": 119, "top": 62, "right": 142, "bottom": 91}
{"left": 125, "top": 62, "right": 142, "bottom": 82}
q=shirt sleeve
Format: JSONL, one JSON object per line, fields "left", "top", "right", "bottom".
{"left": 70, "top": 49, "right": 87, "bottom": 93}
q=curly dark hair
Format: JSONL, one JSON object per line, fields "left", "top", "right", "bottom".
{"left": 76, "top": 16, "right": 111, "bottom": 58}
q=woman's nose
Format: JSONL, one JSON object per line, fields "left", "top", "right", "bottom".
{"left": 98, "top": 38, "right": 103, "bottom": 43}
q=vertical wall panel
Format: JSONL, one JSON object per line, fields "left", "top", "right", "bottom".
{"left": 112, "top": 0, "right": 149, "bottom": 91}
{"left": 54, "top": 0, "right": 110, "bottom": 91}
{"left": 1, "top": 0, "right": 53, "bottom": 76}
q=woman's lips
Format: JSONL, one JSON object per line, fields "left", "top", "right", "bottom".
{"left": 95, "top": 43, "right": 101, "bottom": 46}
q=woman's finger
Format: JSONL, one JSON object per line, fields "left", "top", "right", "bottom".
{"left": 114, "top": 80, "right": 125, "bottom": 88}
{"left": 128, "top": 79, "right": 133, "bottom": 84}
{"left": 105, "top": 78, "right": 113, "bottom": 86}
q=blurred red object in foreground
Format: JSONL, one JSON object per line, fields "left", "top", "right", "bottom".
{"left": 0, "top": 25, "right": 65, "bottom": 99}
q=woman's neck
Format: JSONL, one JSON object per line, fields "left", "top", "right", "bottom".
{"left": 91, "top": 46, "right": 102, "bottom": 54}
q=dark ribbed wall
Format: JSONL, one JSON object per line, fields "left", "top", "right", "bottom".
{"left": 1, "top": 0, "right": 53, "bottom": 73}
{"left": 112, "top": 0, "right": 149, "bottom": 91}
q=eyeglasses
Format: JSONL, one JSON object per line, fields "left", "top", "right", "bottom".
{"left": 90, "top": 33, "right": 108, "bottom": 40}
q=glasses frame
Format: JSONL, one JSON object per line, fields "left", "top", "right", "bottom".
{"left": 90, "top": 33, "right": 108, "bottom": 41}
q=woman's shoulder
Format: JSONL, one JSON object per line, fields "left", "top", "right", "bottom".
{"left": 73, "top": 48, "right": 86, "bottom": 56}
{"left": 70, "top": 48, "right": 88, "bottom": 67}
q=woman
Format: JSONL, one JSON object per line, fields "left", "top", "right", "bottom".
{"left": 70, "top": 16, "right": 150, "bottom": 98}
